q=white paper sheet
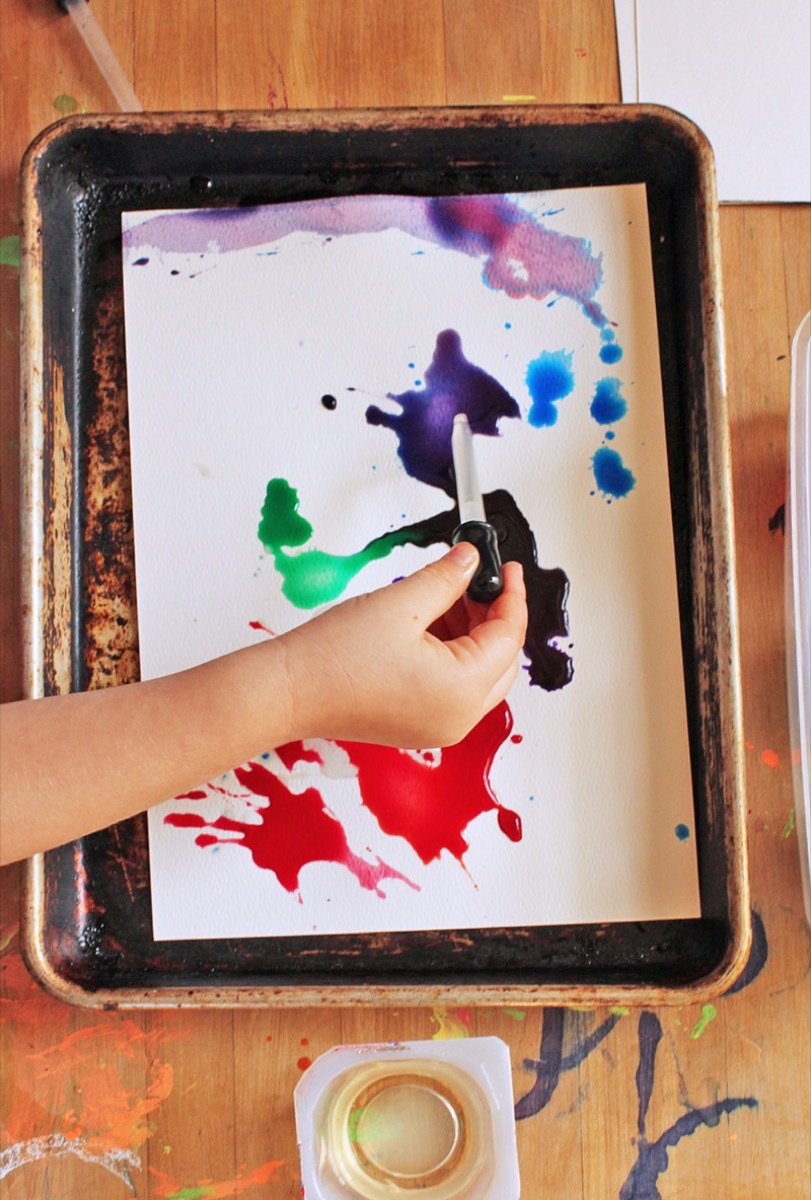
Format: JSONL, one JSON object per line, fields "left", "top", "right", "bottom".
{"left": 616, "top": 0, "right": 811, "bottom": 202}
{"left": 122, "top": 186, "right": 701, "bottom": 941}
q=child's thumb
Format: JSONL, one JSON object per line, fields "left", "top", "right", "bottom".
{"left": 397, "top": 543, "right": 480, "bottom": 624}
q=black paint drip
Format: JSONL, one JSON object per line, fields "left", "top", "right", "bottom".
{"left": 387, "top": 488, "right": 572, "bottom": 692}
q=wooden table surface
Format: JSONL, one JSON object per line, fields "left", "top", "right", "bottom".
{"left": 1, "top": 2, "right": 809, "bottom": 1196}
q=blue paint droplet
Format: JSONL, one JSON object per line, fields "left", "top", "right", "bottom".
{"left": 592, "top": 446, "right": 636, "bottom": 498}
{"left": 414, "top": 379, "right": 422, "bottom": 387}
{"left": 505, "top": 322, "right": 512, "bottom": 329}
{"left": 605, "top": 430, "right": 616, "bottom": 440}
{"left": 675, "top": 823, "right": 690, "bottom": 841}
{"left": 599, "top": 342, "right": 623, "bottom": 364}
{"left": 526, "top": 349, "right": 574, "bottom": 427}
{"left": 601, "top": 328, "right": 616, "bottom": 342}
{"left": 590, "top": 377, "right": 627, "bottom": 426}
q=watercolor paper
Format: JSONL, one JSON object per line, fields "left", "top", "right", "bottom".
{"left": 121, "top": 187, "right": 701, "bottom": 941}
{"left": 616, "top": 0, "right": 811, "bottom": 202}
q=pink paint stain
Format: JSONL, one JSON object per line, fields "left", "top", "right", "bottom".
{"left": 335, "top": 701, "right": 522, "bottom": 865}
{"left": 124, "top": 195, "right": 606, "bottom": 322}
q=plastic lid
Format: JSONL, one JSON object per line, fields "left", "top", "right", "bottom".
{"left": 786, "top": 309, "right": 811, "bottom": 925}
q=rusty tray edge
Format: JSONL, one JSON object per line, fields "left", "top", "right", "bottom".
{"left": 19, "top": 104, "right": 750, "bottom": 1007}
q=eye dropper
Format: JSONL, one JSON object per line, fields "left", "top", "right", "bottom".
{"left": 57, "top": 0, "right": 143, "bottom": 112}
{"left": 451, "top": 413, "right": 504, "bottom": 604}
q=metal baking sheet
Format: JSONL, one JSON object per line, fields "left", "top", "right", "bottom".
{"left": 18, "top": 105, "right": 750, "bottom": 1007}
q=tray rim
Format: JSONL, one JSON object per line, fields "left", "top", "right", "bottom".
{"left": 18, "top": 102, "right": 751, "bottom": 1008}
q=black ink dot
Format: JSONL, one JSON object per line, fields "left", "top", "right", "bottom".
{"left": 133, "top": 256, "right": 149, "bottom": 266}
{"left": 321, "top": 394, "right": 337, "bottom": 410}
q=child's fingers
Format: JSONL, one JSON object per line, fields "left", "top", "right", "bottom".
{"left": 478, "top": 560, "right": 527, "bottom": 640}
{"left": 392, "top": 542, "right": 480, "bottom": 627}
{"left": 482, "top": 655, "right": 521, "bottom": 713}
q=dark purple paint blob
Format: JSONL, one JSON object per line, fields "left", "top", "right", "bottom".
{"left": 617, "top": 1009, "right": 758, "bottom": 1200}
{"left": 365, "top": 329, "right": 520, "bottom": 495}
{"left": 526, "top": 349, "right": 575, "bottom": 427}
{"left": 621, "top": 1101, "right": 759, "bottom": 1200}
{"left": 635, "top": 1011, "right": 663, "bottom": 1135}
{"left": 723, "top": 908, "right": 768, "bottom": 995}
{"left": 592, "top": 445, "right": 636, "bottom": 498}
{"left": 363, "top": 329, "right": 570, "bottom": 688}
{"left": 590, "top": 377, "right": 628, "bottom": 426}
{"left": 514, "top": 1008, "right": 564, "bottom": 1120}
{"left": 515, "top": 1008, "right": 623, "bottom": 1120}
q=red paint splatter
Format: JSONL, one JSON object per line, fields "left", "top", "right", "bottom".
{"left": 511, "top": 733, "right": 523, "bottom": 743}
{"left": 761, "top": 748, "right": 779, "bottom": 769}
{"left": 297, "top": 1056, "right": 312, "bottom": 1071}
{"left": 335, "top": 701, "right": 521, "bottom": 864}
{"left": 164, "top": 703, "right": 520, "bottom": 893}
{"left": 249, "top": 618, "right": 276, "bottom": 636}
{"left": 164, "top": 758, "right": 416, "bottom": 896}
{"left": 497, "top": 807, "right": 523, "bottom": 841}
{"left": 266, "top": 54, "right": 289, "bottom": 110}
{"left": 176, "top": 789, "right": 208, "bottom": 801}
{"left": 275, "top": 742, "right": 323, "bottom": 770}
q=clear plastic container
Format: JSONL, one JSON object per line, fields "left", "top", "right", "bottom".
{"left": 786, "top": 310, "right": 811, "bottom": 926}
{"left": 294, "top": 1037, "right": 520, "bottom": 1199}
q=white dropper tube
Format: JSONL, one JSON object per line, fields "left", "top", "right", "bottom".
{"left": 61, "top": 0, "right": 142, "bottom": 112}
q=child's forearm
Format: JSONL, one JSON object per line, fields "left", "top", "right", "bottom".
{"left": 0, "top": 638, "right": 294, "bottom": 864}
{"left": 0, "top": 546, "right": 526, "bottom": 865}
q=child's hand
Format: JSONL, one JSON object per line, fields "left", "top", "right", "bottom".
{"left": 279, "top": 543, "right": 527, "bottom": 748}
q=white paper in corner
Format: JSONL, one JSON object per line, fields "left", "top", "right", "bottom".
{"left": 614, "top": 0, "right": 638, "bottom": 102}
{"left": 616, "top": 0, "right": 811, "bottom": 202}
{"left": 121, "top": 186, "right": 701, "bottom": 941}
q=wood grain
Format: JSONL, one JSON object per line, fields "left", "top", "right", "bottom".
{"left": 1, "top": 1, "right": 809, "bottom": 1197}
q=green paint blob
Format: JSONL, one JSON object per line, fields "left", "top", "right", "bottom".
{"left": 259, "top": 478, "right": 312, "bottom": 549}
{"left": 503, "top": 1008, "right": 527, "bottom": 1021}
{"left": 53, "top": 92, "right": 78, "bottom": 115}
{"left": 782, "top": 807, "right": 795, "bottom": 839}
{"left": 0, "top": 235, "right": 20, "bottom": 269}
{"left": 347, "top": 1101, "right": 405, "bottom": 1146}
{"left": 166, "top": 1189, "right": 214, "bottom": 1200}
{"left": 689, "top": 1003, "right": 717, "bottom": 1039}
{"left": 258, "top": 477, "right": 419, "bottom": 609}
